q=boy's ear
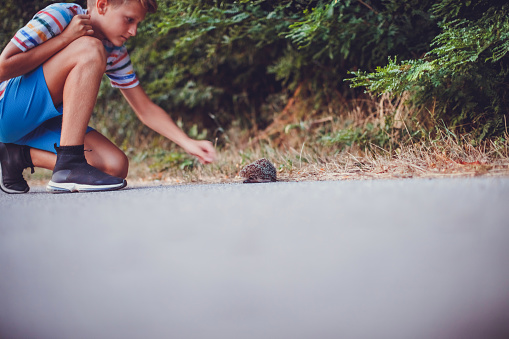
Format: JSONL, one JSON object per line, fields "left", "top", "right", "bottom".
{"left": 96, "top": 0, "right": 109, "bottom": 14}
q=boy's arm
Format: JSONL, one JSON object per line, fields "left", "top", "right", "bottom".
{"left": 0, "top": 15, "right": 93, "bottom": 82}
{"left": 121, "top": 85, "right": 216, "bottom": 164}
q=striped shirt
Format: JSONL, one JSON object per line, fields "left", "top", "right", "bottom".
{"left": 0, "top": 2, "right": 139, "bottom": 101}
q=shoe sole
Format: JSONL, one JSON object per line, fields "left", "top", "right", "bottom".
{"left": 46, "top": 180, "right": 127, "bottom": 193}
{"left": 0, "top": 157, "right": 29, "bottom": 194}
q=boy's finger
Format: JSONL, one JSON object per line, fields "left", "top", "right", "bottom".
{"left": 75, "top": 15, "right": 92, "bottom": 25}
{"left": 202, "top": 152, "right": 215, "bottom": 163}
{"left": 197, "top": 152, "right": 213, "bottom": 164}
{"left": 73, "top": 14, "right": 90, "bottom": 22}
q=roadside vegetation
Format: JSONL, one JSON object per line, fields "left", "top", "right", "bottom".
{"left": 2, "top": 0, "right": 508, "bottom": 184}
{"left": 125, "top": 93, "right": 509, "bottom": 185}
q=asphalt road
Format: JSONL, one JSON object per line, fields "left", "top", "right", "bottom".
{"left": 1, "top": 178, "right": 508, "bottom": 339}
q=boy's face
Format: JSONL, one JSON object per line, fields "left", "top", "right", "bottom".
{"left": 94, "top": 0, "right": 147, "bottom": 46}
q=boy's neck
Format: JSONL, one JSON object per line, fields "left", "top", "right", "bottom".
{"left": 87, "top": 8, "right": 107, "bottom": 42}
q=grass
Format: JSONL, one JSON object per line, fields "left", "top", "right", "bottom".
{"left": 124, "top": 133, "right": 509, "bottom": 186}
{"left": 124, "top": 93, "right": 509, "bottom": 185}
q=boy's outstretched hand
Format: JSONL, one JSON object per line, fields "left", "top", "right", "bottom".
{"left": 182, "top": 139, "right": 217, "bottom": 164}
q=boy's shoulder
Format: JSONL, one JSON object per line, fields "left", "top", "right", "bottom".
{"left": 38, "top": 2, "right": 87, "bottom": 18}
{"left": 13, "top": 2, "right": 87, "bottom": 52}
{"left": 42, "top": 2, "right": 86, "bottom": 13}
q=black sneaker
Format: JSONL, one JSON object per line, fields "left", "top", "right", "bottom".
{"left": 0, "top": 143, "right": 34, "bottom": 194}
{"left": 47, "top": 144, "right": 126, "bottom": 193}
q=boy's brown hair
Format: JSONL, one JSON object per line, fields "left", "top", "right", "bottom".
{"left": 88, "top": 0, "right": 158, "bottom": 14}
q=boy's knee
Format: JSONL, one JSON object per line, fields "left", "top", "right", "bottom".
{"left": 105, "top": 151, "right": 129, "bottom": 179}
{"left": 71, "top": 37, "right": 107, "bottom": 70}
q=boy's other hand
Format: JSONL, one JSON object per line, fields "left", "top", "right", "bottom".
{"left": 61, "top": 15, "right": 94, "bottom": 42}
{"left": 183, "top": 140, "right": 217, "bottom": 165}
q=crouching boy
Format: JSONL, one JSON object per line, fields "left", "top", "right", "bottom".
{"left": 0, "top": 0, "right": 216, "bottom": 193}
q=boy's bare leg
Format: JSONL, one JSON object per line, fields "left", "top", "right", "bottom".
{"left": 42, "top": 37, "right": 106, "bottom": 146}
{"left": 29, "top": 149, "right": 55, "bottom": 171}
{"left": 34, "top": 37, "right": 127, "bottom": 192}
{"left": 84, "top": 131, "right": 129, "bottom": 178}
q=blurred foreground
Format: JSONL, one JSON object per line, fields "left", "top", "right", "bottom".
{"left": 1, "top": 178, "right": 509, "bottom": 339}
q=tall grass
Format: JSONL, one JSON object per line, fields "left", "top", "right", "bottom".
{"left": 122, "top": 92, "right": 509, "bottom": 185}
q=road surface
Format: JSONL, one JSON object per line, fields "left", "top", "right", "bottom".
{"left": 1, "top": 178, "right": 508, "bottom": 339}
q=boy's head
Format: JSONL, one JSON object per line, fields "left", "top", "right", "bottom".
{"left": 88, "top": 0, "right": 157, "bottom": 46}
{"left": 88, "top": 0, "right": 158, "bottom": 14}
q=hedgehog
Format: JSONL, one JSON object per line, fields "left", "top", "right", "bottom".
{"left": 239, "top": 158, "right": 277, "bottom": 183}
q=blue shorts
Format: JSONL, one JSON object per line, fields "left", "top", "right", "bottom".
{"left": 0, "top": 65, "right": 93, "bottom": 154}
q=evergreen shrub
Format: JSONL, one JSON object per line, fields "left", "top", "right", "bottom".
{"left": 349, "top": 0, "right": 509, "bottom": 139}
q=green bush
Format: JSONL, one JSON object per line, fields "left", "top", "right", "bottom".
{"left": 349, "top": 0, "right": 509, "bottom": 139}
{"left": 103, "top": 0, "right": 438, "bottom": 140}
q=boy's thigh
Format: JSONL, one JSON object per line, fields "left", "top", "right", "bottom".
{"left": 42, "top": 36, "right": 106, "bottom": 106}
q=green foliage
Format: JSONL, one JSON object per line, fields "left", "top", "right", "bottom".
{"left": 108, "top": 0, "right": 438, "bottom": 139}
{"left": 124, "top": 1, "right": 301, "bottom": 128}
{"left": 284, "top": 0, "right": 436, "bottom": 76}
{"left": 349, "top": 0, "right": 509, "bottom": 139}
{"left": 148, "top": 148, "right": 196, "bottom": 171}
{"left": 320, "top": 122, "right": 390, "bottom": 150}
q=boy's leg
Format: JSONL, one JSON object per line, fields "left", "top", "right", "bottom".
{"left": 83, "top": 131, "right": 129, "bottom": 179}
{"left": 39, "top": 37, "right": 126, "bottom": 192}
{"left": 42, "top": 36, "right": 106, "bottom": 146}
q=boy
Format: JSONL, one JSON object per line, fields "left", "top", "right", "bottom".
{"left": 0, "top": 0, "right": 216, "bottom": 193}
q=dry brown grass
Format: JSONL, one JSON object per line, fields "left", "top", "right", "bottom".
{"left": 126, "top": 93, "right": 509, "bottom": 186}
{"left": 126, "top": 137, "right": 509, "bottom": 186}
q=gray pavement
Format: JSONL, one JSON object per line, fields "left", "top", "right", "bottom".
{"left": 0, "top": 178, "right": 508, "bottom": 339}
